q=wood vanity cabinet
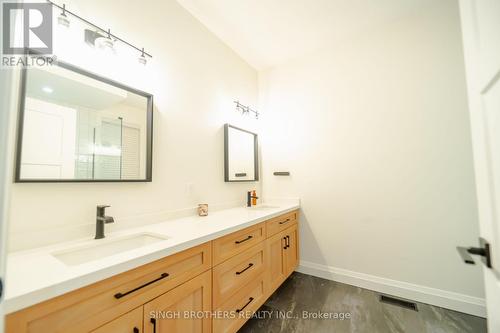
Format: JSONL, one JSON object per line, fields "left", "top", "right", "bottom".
{"left": 5, "top": 243, "right": 212, "bottom": 333}
{"left": 211, "top": 212, "right": 299, "bottom": 333}
{"left": 6, "top": 210, "right": 300, "bottom": 333}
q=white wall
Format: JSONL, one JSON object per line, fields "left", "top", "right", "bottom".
{"left": 6, "top": 0, "right": 260, "bottom": 251}
{"left": 259, "top": 0, "right": 485, "bottom": 312}
{"left": 0, "top": 63, "right": 17, "bottom": 333}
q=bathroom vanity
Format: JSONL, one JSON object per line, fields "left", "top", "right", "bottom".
{"left": 5, "top": 204, "right": 299, "bottom": 333}
{"left": 6, "top": 55, "right": 292, "bottom": 332}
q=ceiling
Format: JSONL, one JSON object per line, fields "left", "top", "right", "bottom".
{"left": 176, "top": 0, "right": 437, "bottom": 70}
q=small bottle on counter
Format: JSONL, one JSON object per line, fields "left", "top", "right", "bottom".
{"left": 198, "top": 204, "right": 208, "bottom": 216}
{"left": 252, "top": 190, "right": 257, "bottom": 206}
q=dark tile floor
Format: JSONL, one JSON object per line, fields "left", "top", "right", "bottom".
{"left": 239, "top": 272, "right": 487, "bottom": 333}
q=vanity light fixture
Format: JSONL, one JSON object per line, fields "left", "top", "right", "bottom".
{"left": 94, "top": 29, "right": 115, "bottom": 52}
{"left": 138, "top": 48, "right": 147, "bottom": 65}
{"left": 47, "top": 1, "right": 153, "bottom": 62}
{"left": 57, "top": 4, "right": 70, "bottom": 28}
{"left": 234, "top": 100, "right": 259, "bottom": 119}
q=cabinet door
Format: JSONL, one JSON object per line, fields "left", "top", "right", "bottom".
{"left": 144, "top": 270, "right": 211, "bottom": 333}
{"left": 91, "top": 307, "right": 143, "bottom": 333}
{"left": 267, "top": 230, "right": 287, "bottom": 293}
{"left": 284, "top": 225, "right": 299, "bottom": 276}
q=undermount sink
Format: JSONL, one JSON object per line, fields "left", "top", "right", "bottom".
{"left": 247, "top": 205, "right": 279, "bottom": 211}
{"left": 52, "top": 233, "right": 168, "bottom": 266}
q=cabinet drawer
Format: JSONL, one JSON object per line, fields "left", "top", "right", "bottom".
{"left": 212, "top": 223, "right": 265, "bottom": 265}
{"left": 213, "top": 242, "right": 266, "bottom": 308}
{"left": 213, "top": 274, "right": 267, "bottom": 333}
{"left": 266, "top": 211, "right": 298, "bottom": 237}
{"left": 6, "top": 242, "right": 212, "bottom": 333}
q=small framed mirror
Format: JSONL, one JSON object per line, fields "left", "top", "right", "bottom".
{"left": 15, "top": 61, "right": 153, "bottom": 182}
{"left": 224, "top": 124, "right": 259, "bottom": 182}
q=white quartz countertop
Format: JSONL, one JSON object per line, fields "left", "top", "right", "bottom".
{"left": 4, "top": 201, "right": 300, "bottom": 314}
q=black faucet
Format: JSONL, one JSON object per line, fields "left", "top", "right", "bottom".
{"left": 247, "top": 191, "right": 259, "bottom": 207}
{"left": 95, "top": 205, "right": 114, "bottom": 239}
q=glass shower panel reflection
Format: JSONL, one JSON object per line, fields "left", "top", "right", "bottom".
{"left": 93, "top": 118, "right": 123, "bottom": 180}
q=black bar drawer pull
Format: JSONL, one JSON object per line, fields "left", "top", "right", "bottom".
{"left": 236, "top": 297, "right": 254, "bottom": 313}
{"left": 279, "top": 218, "right": 291, "bottom": 225}
{"left": 236, "top": 263, "right": 254, "bottom": 275}
{"left": 235, "top": 235, "right": 253, "bottom": 244}
{"left": 150, "top": 318, "right": 156, "bottom": 333}
{"left": 133, "top": 327, "right": 139, "bottom": 333}
{"left": 114, "top": 273, "right": 169, "bottom": 299}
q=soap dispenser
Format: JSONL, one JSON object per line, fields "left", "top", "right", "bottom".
{"left": 252, "top": 190, "right": 257, "bottom": 206}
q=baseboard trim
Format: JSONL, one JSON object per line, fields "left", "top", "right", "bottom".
{"left": 296, "top": 260, "right": 486, "bottom": 318}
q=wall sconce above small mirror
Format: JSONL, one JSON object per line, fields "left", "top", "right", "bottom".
{"left": 224, "top": 124, "right": 259, "bottom": 182}
{"left": 15, "top": 61, "right": 153, "bottom": 182}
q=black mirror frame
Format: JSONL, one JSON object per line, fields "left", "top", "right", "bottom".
{"left": 14, "top": 60, "right": 154, "bottom": 183}
{"left": 224, "top": 124, "right": 259, "bottom": 183}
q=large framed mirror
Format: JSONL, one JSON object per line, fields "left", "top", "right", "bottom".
{"left": 15, "top": 61, "right": 153, "bottom": 182}
{"left": 224, "top": 124, "right": 259, "bottom": 182}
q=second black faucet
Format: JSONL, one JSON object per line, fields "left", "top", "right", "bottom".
{"left": 247, "top": 191, "right": 259, "bottom": 207}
